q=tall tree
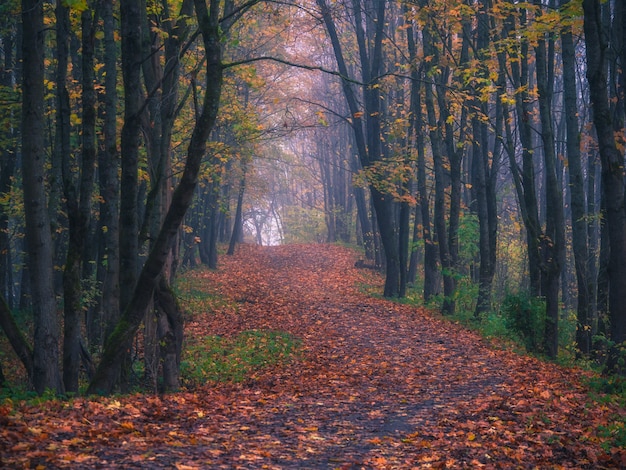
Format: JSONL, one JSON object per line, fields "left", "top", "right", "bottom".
{"left": 471, "top": 0, "right": 499, "bottom": 318}
{"left": 421, "top": 6, "right": 455, "bottom": 314}
{"left": 534, "top": 0, "right": 565, "bottom": 358}
{"left": 119, "top": 0, "right": 143, "bottom": 318}
{"left": 317, "top": 0, "right": 403, "bottom": 297}
{"left": 92, "top": 0, "right": 120, "bottom": 348}
{"left": 21, "top": 0, "right": 63, "bottom": 394}
{"left": 561, "top": 0, "right": 593, "bottom": 355}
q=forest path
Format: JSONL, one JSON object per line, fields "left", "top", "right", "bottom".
{"left": 1, "top": 244, "right": 624, "bottom": 468}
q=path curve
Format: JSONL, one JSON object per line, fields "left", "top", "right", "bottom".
{"left": 1, "top": 244, "right": 624, "bottom": 469}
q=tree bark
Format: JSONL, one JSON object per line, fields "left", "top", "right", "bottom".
{"left": 228, "top": 163, "right": 247, "bottom": 255}
{"left": 562, "top": 0, "right": 593, "bottom": 355}
{"left": 534, "top": 3, "right": 564, "bottom": 359}
{"left": 93, "top": 0, "right": 120, "bottom": 348}
{"left": 21, "top": 0, "right": 63, "bottom": 394}
{"left": 422, "top": 21, "right": 454, "bottom": 314}
{"left": 119, "top": 0, "right": 143, "bottom": 316}
{"left": 155, "top": 277, "right": 183, "bottom": 391}
{"left": 0, "top": 28, "right": 17, "bottom": 308}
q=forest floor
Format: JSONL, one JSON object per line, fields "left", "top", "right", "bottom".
{"left": 1, "top": 243, "right": 626, "bottom": 469}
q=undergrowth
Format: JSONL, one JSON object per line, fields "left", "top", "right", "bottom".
{"left": 173, "top": 268, "right": 239, "bottom": 320}
{"left": 181, "top": 330, "right": 300, "bottom": 386}
{"left": 384, "top": 276, "right": 626, "bottom": 452}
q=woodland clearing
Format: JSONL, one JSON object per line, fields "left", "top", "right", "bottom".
{"left": 1, "top": 244, "right": 625, "bottom": 469}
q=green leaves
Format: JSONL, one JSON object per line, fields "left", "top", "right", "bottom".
{"left": 62, "top": 0, "right": 88, "bottom": 13}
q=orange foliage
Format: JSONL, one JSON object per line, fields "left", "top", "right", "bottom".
{"left": 1, "top": 244, "right": 624, "bottom": 468}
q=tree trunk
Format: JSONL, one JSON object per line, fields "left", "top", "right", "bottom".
{"left": 93, "top": 0, "right": 120, "bottom": 348}
{"left": 562, "top": 0, "right": 593, "bottom": 355}
{"left": 507, "top": 5, "right": 543, "bottom": 298}
{"left": 228, "top": 164, "right": 247, "bottom": 255}
{"left": 155, "top": 277, "right": 183, "bottom": 392}
{"left": 534, "top": 5, "right": 564, "bottom": 359}
{"left": 472, "top": 0, "right": 498, "bottom": 318}
{"left": 0, "top": 294, "right": 33, "bottom": 384}
{"left": 0, "top": 29, "right": 17, "bottom": 308}
{"left": 423, "top": 23, "right": 454, "bottom": 314}
{"left": 21, "top": 0, "right": 63, "bottom": 394}
{"left": 119, "top": 0, "right": 143, "bottom": 315}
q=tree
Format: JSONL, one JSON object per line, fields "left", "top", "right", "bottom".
{"left": 533, "top": 0, "right": 565, "bottom": 358}
{"left": 21, "top": 0, "right": 63, "bottom": 394}
{"left": 317, "top": 0, "right": 404, "bottom": 297}
{"left": 92, "top": 0, "right": 120, "bottom": 348}
{"left": 561, "top": 0, "right": 593, "bottom": 355}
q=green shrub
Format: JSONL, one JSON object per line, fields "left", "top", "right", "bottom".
{"left": 500, "top": 291, "right": 546, "bottom": 353}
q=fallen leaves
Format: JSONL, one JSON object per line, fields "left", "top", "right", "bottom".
{"left": 1, "top": 243, "right": 625, "bottom": 468}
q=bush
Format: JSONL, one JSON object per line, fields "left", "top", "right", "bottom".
{"left": 500, "top": 291, "right": 546, "bottom": 353}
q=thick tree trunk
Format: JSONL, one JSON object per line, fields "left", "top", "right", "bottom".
{"left": 119, "top": 0, "right": 143, "bottom": 315}
{"left": 155, "top": 277, "right": 183, "bottom": 392}
{"left": 0, "top": 30, "right": 16, "bottom": 308}
{"left": 21, "top": 0, "right": 63, "bottom": 394}
{"left": 94, "top": 0, "right": 120, "bottom": 348}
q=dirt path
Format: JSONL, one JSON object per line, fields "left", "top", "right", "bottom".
{"left": 1, "top": 244, "right": 624, "bottom": 468}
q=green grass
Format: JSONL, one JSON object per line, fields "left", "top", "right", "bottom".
{"left": 585, "top": 375, "right": 626, "bottom": 450}
{"left": 180, "top": 329, "right": 300, "bottom": 386}
{"left": 173, "top": 269, "right": 238, "bottom": 319}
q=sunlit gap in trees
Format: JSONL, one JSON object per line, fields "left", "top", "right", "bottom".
{"left": 244, "top": 211, "right": 283, "bottom": 246}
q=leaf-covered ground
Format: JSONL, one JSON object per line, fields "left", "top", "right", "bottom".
{"left": 1, "top": 244, "right": 625, "bottom": 468}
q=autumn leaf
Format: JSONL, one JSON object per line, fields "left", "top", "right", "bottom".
{"left": 1, "top": 244, "right": 624, "bottom": 468}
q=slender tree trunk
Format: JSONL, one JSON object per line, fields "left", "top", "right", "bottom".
{"left": 472, "top": 0, "right": 498, "bottom": 318}
{"left": 423, "top": 23, "right": 454, "bottom": 314}
{"left": 562, "top": 0, "right": 593, "bottom": 355}
{"left": 534, "top": 5, "right": 564, "bottom": 359}
{"left": 228, "top": 164, "right": 247, "bottom": 255}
